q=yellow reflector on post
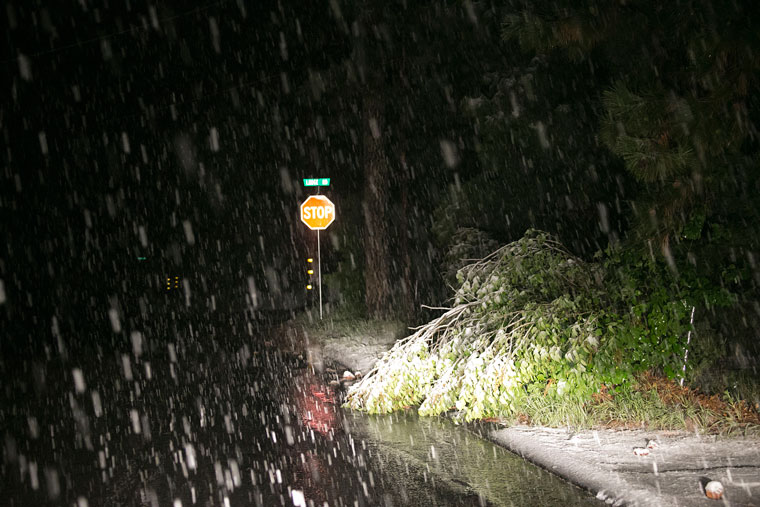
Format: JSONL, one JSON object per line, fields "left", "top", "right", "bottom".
{"left": 306, "top": 284, "right": 313, "bottom": 290}
{"left": 307, "top": 258, "right": 313, "bottom": 263}
{"left": 307, "top": 269, "right": 314, "bottom": 275}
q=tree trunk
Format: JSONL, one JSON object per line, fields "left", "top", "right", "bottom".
{"left": 399, "top": 154, "right": 415, "bottom": 320}
{"left": 362, "top": 93, "right": 393, "bottom": 319}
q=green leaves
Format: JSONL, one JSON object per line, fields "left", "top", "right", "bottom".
{"left": 346, "top": 230, "right": 732, "bottom": 423}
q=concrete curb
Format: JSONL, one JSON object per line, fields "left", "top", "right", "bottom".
{"left": 486, "top": 426, "right": 760, "bottom": 506}
{"left": 483, "top": 427, "right": 644, "bottom": 506}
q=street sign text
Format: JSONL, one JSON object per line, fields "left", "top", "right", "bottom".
{"left": 303, "top": 178, "right": 330, "bottom": 187}
{"left": 300, "top": 195, "right": 336, "bottom": 230}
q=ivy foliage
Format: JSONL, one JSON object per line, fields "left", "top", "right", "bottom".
{"left": 345, "top": 230, "right": 733, "bottom": 421}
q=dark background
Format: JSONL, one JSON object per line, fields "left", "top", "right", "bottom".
{"left": 2, "top": 0, "right": 759, "bottom": 355}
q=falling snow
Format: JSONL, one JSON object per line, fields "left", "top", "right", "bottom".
{"left": 1, "top": 1, "right": 759, "bottom": 506}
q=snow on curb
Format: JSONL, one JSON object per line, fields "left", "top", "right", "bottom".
{"left": 320, "top": 331, "right": 398, "bottom": 375}
{"left": 303, "top": 319, "right": 404, "bottom": 375}
{"left": 487, "top": 426, "right": 760, "bottom": 506}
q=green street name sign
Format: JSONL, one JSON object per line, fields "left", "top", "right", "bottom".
{"left": 303, "top": 178, "right": 330, "bottom": 187}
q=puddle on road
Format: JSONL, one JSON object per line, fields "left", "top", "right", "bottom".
{"left": 342, "top": 406, "right": 600, "bottom": 506}
{"left": 283, "top": 360, "right": 600, "bottom": 506}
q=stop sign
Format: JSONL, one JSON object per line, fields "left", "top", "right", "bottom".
{"left": 300, "top": 195, "right": 336, "bottom": 230}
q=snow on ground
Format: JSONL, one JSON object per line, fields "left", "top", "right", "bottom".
{"left": 488, "top": 426, "right": 760, "bottom": 506}
{"left": 318, "top": 323, "right": 401, "bottom": 375}
{"left": 288, "top": 318, "right": 405, "bottom": 376}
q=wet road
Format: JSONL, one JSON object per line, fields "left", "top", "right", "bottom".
{"left": 0, "top": 309, "right": 600, "bottom": 506}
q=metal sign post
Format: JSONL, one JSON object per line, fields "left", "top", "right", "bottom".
{"left": 300, "top": 184, "right": 334, "bottom": 320}
{"left": 317, "top": 229, "right": 322, "bottom": 319}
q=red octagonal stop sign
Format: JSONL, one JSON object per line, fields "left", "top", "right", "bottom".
{"left": 300, "top": 195, "right": 336, "bottom": 230}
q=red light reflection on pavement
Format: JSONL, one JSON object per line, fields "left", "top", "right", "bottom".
{"left": 292, "top": 369, "right": 342, "bottom": 436}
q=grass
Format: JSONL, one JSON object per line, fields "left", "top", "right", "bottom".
{"left": 289, "top": 306, "right": 405, "bottom": 339}
{"left": 488, "top": 371, "right": 760, "bottom": 436}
